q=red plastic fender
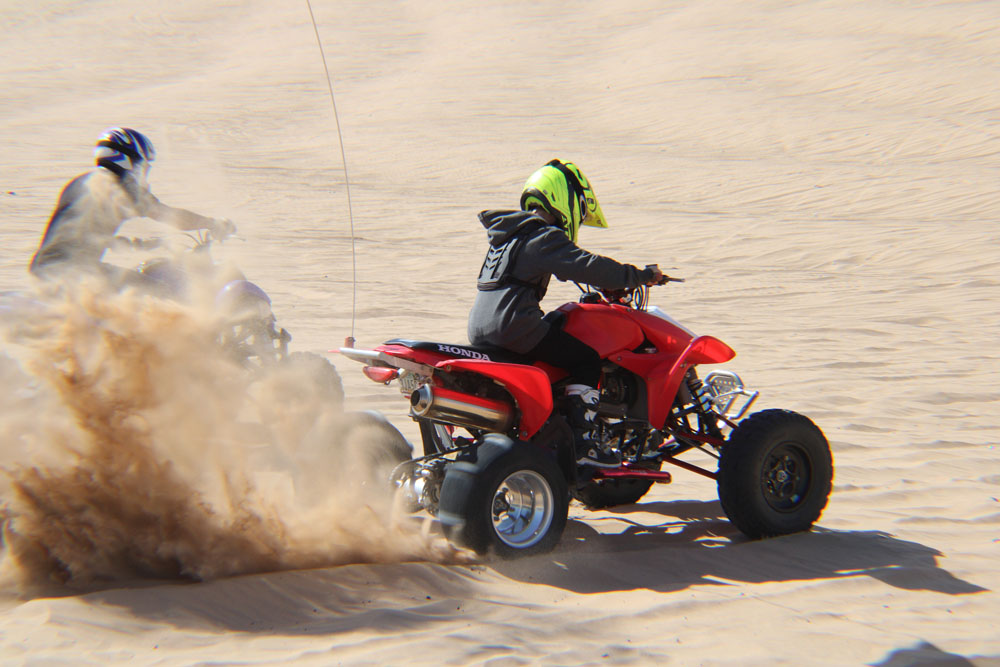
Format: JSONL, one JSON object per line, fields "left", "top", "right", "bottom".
{"left": 434, "top": 358, "right": 554, "bottom": 438}
{"left": 625, "top": 307, "right": 694, "bottom": 356}
{"left": 648, "top": 335, "right": 736, "bottom": 429}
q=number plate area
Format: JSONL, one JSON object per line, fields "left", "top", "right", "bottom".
{"left": 398, "top": 370, "right": 425, "bottom": 395}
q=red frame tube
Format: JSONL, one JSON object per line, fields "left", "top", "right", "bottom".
{"left": 592, "top": 467, "right": 673, "bottom": 483}
{"left": 661, "top": 457, "right": 717, "bottom": 480}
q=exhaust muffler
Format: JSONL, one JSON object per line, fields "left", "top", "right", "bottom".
{"left": 410, "top": 385, "right": 513, "bottom": 432}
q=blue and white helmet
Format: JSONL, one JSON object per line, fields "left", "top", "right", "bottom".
{"left": 94, "top": 127, "right": 156, "bottom": 177}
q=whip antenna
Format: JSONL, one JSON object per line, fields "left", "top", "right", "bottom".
{"left": 306, "top": 0, "right": 358, "bottom": 346}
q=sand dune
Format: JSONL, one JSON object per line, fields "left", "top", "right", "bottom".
{"left": 1, "top": 1, "right": 998, "bottom": 664}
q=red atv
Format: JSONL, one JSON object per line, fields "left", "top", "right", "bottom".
{"left": 339, "top": 280, "right": 833, "bottom": 557}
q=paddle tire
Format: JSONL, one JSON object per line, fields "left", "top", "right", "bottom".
{"left": 717, "top": 409, "right": 833, "bottom": 539}
{"left": 573, "top": 461, "right": 662, "bottom": 509}
{"left": 437, "top": 435, "right": 568, "bottom": 558}
{"left": 337, "top": 410, "right": 413, "bottom": 483}
{"left": 283, "top": 351, "right": 344, "bottom": 407}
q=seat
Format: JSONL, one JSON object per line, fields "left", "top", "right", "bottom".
{"left": 384, "top": 338, "right": 529, "bottom": 365}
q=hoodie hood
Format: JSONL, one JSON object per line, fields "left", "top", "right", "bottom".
{"left": 478, "top": 209, "right": 547, "bottom": 245}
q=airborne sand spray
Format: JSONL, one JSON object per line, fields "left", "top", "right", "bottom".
{"left": 0, "top": 285, "right": 462, "bottom": 593}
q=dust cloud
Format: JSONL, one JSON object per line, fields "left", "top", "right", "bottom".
{"left": 0, "top": 280, "right": 462, "bottom": 595}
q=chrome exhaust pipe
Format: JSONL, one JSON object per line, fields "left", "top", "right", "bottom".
{"left": 410, "top": 385, "right": 513, "bottom": 432}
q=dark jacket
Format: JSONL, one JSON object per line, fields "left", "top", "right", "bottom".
{"left": 468, "top": 209, "right": 655, "bottom": 353}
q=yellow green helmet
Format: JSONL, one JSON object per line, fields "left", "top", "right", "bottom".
{"left": 519, "top": 159, "right": 608, "bottom": 243}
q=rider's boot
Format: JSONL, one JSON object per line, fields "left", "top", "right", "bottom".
{"left": 566, "top": 384, "right": 619, "bottom": 468}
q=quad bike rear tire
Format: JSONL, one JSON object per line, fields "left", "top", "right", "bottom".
{"left": 717, "top": 409, "right": 833, "bottom": 539}
{"left": 281, "top": 410, "right": 412, "bottom": 504}
{"left": 438, "top": 435, "right": 568, "bottom": 558}
{"left": 335, "top": 410, "right": 413, "bottom": 489}
{"left": 252, "top": 351, "right": 346, "bottom": 458}
{"left": 283, "top": 351, "right": 344, "bottom": 407}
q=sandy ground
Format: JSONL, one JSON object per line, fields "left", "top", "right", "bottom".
{"left": 1, "top": 1, "right": 999, "bottom": 664}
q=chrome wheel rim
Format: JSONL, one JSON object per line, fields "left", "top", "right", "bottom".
{"left": 491, "top": 470, "right": 554, "bottom": 549}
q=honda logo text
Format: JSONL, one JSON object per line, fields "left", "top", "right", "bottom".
{"left": 438, "top": 344, "right": 491, "bottom": 361}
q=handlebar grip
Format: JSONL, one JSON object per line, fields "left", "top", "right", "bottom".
{"left": 650, "top": 271, "right": 684, "bottom": 285}
{"left": 210, "top": 218, "right": 237, "bottom": 240}
{"left": 645, "top": 264, "right": 684, "bottom": 285}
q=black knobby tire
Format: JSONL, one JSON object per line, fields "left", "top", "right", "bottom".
{"left": 438, "top": 435, "right": 569, "bottom": 558}
{"left": 283, "top": 351, "right": 344, "bottom": 407}
{"left": 336, "top": 410, "right": 413, "bottom": 488}
{"left": 339, "top": 410, "right": 413, "bottom": 467}
{"left": 281, "top": 409, "right": 412, "bottom": 504}
{"left": 717, "top": 409, "right": 833, "bottom": 539}
{"left": 574, "top": 461, "right": 661, "bottom": 509}
{"left": 254, "top": 351, "right": 344, "bottom": 438}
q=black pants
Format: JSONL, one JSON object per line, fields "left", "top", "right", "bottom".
{"left": 523, "top": 323, "right": 602, "bottom": 388}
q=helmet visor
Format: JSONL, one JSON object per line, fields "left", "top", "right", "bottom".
{"left": 568, "top": 163, "right": 607, "bottom": 229}
{"left": 549, "top": 160, "right": 607, "bottom": 230}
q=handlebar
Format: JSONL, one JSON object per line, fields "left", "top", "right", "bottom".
{"left": 209, "top": 218, "right": 237, "bottom": 241}
{"left": 116, "top": 217, "right": 236, "bottom": 252}
{"left": 580, "top": 272, "right": 684, "bottom": 308}
{"left": 644, "top": 263, "right": 684, "bottom": 286}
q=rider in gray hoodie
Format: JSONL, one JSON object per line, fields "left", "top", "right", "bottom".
{"left": 468, "top": 159, "right": 662, "bottom": 466}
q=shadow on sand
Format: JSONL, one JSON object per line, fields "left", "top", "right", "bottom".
{"left": 872, "top": 640, "right": 999, "bottom": 666}
{"left": 24, "top": 499, "right": 986, "bottom": 637}
{"left": 491, "top": 499, "right": 989, "bottom": 597}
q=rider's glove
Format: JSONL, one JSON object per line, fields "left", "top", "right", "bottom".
{"left": 209, "top": 218, "right": 237, "bottom": 240}
{"left": 642, "top": 264, "right": 665, "bottom": 286}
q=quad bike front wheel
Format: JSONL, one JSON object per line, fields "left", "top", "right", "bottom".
{"left": 438, "top": 435, "right": 568, "bottom": 558}
{"left": 717, "top": 409, "right": 833, "bottom": 539}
